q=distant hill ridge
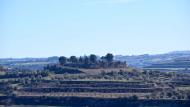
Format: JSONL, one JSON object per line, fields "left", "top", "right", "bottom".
{"left": 0, "top": 51, "right": 190, "bottom": 69}
{"left": 114, "top": 50, "right": 190, "bottom": 68}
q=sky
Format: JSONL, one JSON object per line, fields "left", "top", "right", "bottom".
{"left": 0, "top": 0, "right": 190, "bottom": 58}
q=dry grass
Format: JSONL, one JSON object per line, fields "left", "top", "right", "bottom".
{"left": 16, "top": 92, "right": 151, "bottom": 99}
{"left": 79, "top": 67, "right": 135, "bottom": 75}
{"left": 177, "top": 86, "right": 190, "bottom": 91}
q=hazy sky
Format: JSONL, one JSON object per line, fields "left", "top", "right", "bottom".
{"left": 0, "top": 0, "right": 190, "bottom": 58}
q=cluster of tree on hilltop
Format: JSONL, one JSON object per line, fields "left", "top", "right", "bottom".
{"left": 58, "top": 53, "right": 127, "bottom": 69}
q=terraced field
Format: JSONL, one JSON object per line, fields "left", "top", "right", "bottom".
{"left": 15, "top": 81, "right": 160, "bottom": 99}
{"left": 0, "top": 68, "right": 190, "bottom": 106}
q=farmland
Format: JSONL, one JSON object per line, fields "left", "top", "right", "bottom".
{"left": 0, "top": 67, "right": 190, "bottom": 106}
{"left": 0, "top": 54, "right": 190, "bottom": 106}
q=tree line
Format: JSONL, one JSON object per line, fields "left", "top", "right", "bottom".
{"left": 58, "top": 53, "right": 127, "bottom": 69}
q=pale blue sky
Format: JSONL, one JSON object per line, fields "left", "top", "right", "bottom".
{"left": 0, "top": 0, "right": 190, "bottom": 58}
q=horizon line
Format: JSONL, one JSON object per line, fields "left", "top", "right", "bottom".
{"left": 1, "top": 50, "right": 190, "bottom": 59}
